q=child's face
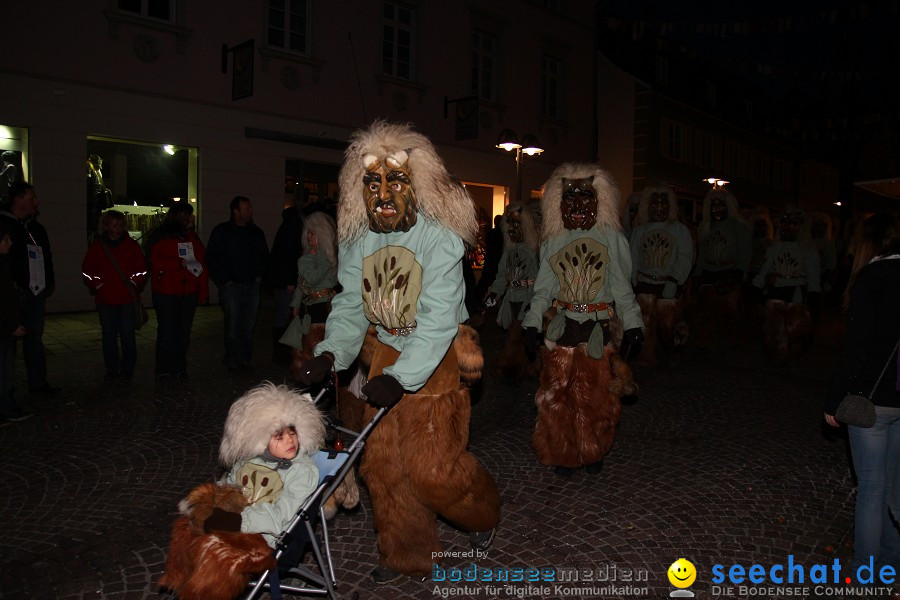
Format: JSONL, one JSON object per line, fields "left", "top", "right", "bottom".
{"left": 0, "top": 234, "right": 11, "bottom": 255}
{"left": 268, "top": 426, "right": 299, "bottom": 460}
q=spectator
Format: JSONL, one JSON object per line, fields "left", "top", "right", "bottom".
{"left": 206, "top": 196, "right": 269, "bottom": 372}
{"left": 81, "top": 210, "right": 148, "bottom": 380}
{"left": 824, "top": 212, "right": 900, "bottom": 575}
{"left": 145, "top": 203, "right": 208, "bottom": 379}
{"left": 262, "top": 204, "right": 303, "bottom": 364}
{"left": 0, "top": 220, "right": 30, "bottom": 425}
{"left": 0, "top": 181, "right": 59, "bottom": 395}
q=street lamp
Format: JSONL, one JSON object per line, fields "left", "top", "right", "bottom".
{"left": 702, "top": 177, "right": 729, "bottom": 189}
{"left": 496, "top": 129, "right": 544, "bottom": 203}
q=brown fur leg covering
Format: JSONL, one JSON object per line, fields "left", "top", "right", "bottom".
{"left": 495, "top": 319, "right": 532, "bottom": 378}
{"left": 656, "top": 297, "right": 685, "bottom": 354}
{"left": 763, "top": 300, "right": 788, "bottom": 364}
{"left": 359, "top": 339, "right": 500, "bottom": 575}
{"left": 786, "top": 302, "right": 813, "bottom": 359}
{"left": 635, "top": 294, "right": 658, "bottom": 366}
{"left": 289, "top": 323, "right": 327, "bottom": 381}
{"left": 532, "top": 345, "right": 621, "bottom": 468}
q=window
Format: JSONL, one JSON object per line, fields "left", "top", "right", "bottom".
{"left": 541, "top": 54, "right": 563, "bottom": 118}
{"left": 660, "top": 120, "right": 683, "bottom": 161}
{"left": 117, "top": 0, "right": 173, "bottom": 22}
{"left": 695, "top": 131, "right": 713, "bottom": 168}
{"left": 471, "top": 31, "right": 498, "bottom": 100}
{"left": 86, "top": 136, "right": 199, "bottom": 245}
{"left": 383, "top": 2, "right": 415, "bottom": 79}
{"left": 267, "top": 0, "right": 310, "bottom": 54}
{"left": 0, "top": 124, "right": 29, "bottom": 192}
{"left": 655, "top": 56, "right": 668, "bottom": 85}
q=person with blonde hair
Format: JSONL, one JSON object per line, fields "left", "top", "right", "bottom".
{"left": 825, "top": 212, "right": 900, "bottom": 577}
{"left": 287, "top": 210, "right": 338, "bottom": 379}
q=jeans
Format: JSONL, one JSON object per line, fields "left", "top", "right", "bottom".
{"left": 848, "top": 406, "right": 900, "bottom": 572}
{"left": 18, "top": 290, "right": 48, "bottom": 390}
{"left": 0, "top": 340, "right": 16, "bottom": 418}
{"left": 220, "top": 281, "right": 260, "bottom": 368}
{"left": 97, "top": 303, "right": 136, "bottom": 376}
{"left": 153, "top": 292, "right": 197, "bottom": 377}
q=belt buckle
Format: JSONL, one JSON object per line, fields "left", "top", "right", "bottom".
{"left": 572, "top": 302, "right": 588, "bottom": 313}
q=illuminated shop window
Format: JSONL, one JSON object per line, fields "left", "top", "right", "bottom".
{"left": 0, "top": 124, "right": 29, "bottom": 199}
{"left": 86, "top": 136, "right": 199, "bottom": 245}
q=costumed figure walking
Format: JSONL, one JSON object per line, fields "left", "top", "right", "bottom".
{"left": 485, "top": 202, "right": 539, "bottom": 379}
{"left": 286, "top": 211, "right": 338, "bottom": 380}
{"left": 752, "top": 205, "right": 820, "bottom": 365}
{"left": 689, "top": 187, "right": 751, "bottom": 351}
{"left": 297, "top": 121, "right": 500, "bottom": 583}
{"left": 522, "top": 163, "right": 643, "bottom": 477}
{"left": 628, "top": 182, "right": 693, "bottom": 367}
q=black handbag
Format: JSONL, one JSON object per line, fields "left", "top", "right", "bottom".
{"left": 835, "top": 340, "right": 899, "bottom": 428}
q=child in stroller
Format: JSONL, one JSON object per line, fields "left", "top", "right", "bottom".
{"left": 160, "top": 381, "right": 355, "bottom": 600}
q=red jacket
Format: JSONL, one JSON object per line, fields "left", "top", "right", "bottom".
{"left": 147, "top": 230, "right": 209, "bottom": 303}
{"left": 81, "top": 236, "right": 148, "bottom": 305}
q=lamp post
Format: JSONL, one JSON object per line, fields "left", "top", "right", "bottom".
{"left": 496, "top": 129, "right": 544, "bottom": 203}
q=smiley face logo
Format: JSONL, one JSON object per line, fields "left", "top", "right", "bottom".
{"left": 667, "top": 558, "right": 697, "bottom": 588}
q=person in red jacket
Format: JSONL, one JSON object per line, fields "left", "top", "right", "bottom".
{"left": 145, "top": 203, "right": 209, "bottom": 379}
{"left": 82, "top": 210, "right": 148, "bottom": 380}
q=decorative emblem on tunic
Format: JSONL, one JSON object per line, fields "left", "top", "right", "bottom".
{"left": 772, "top": 250, "right": 803, "bottom": 279}
{"left": 550, "top": 238, "right": 608, "bottom": 303}
{"left": 362, "top": 246, "right": 423, "bottom": 329}
{"left": 702, "top": 229, "right": 729, "bottom": 263}
{"left": 236, "top": 463, "right": 284, "bottom": 505}
{"left": 639, "top": 229, "right": 675, "bottom": 269}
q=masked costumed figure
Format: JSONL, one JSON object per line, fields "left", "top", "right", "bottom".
{"left": 485, "top": 202, "right": 539, "bottom": 379}
{"left": 628, "top": 182, "right": 693, "bottom": 367}
{"left": 690, "top": 188, "right": 751, "bottom": 350}
{"left": 296, "top": 121, "right": 499, "bottom": 583}
{"left": 745, "top": 205, "right": 775, "bottom": 332}
{"left": 753, "top": 206, "right": 820, "bottom": 365}
{"left": 287, "top": 211, "right": 338, "bottom": 380}
{"left": 620, "top": 191, "right": 641, "bottom": 242}
{"left": 810, "top": 211, "right": 836, "bottom": 295}
{"left": 522, "top": 164, "right": 643, "bottom": 477}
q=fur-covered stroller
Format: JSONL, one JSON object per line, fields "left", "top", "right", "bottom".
{"left": 159, "top": 384, "right": 387, "bottom": 600}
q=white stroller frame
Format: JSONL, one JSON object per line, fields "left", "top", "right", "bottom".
{"left": 242, "top": 385, "right": 386, "bottom": 600}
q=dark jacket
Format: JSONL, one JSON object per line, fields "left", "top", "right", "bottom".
{"left": 206, "top": 220, "right": 269, "bottom": 287}
{"left": 0, "top": 210, "right": 55, "bottom": 296}
{"left": 263, "top": 207, "right": 303, "bottom": 290}
{"left": 825, "top": 255, "right": 900, "bottom": 414}
{"left": 0, "top": 255, "right": 22, "bottom": 341}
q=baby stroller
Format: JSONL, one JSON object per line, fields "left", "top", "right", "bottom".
{"left": 160, "top": 382, "right": 386, "bottom": 600}
{"left": 242, "top": 385, "right": 386, "bottom": 600}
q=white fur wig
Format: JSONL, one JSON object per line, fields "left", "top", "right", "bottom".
{"left": 302, "top": 211, "right": 338, "bottom": 275}
{"left": 337, "top": 120, "right": 477, "bottom": 245}
{"left": 698, "top": 187, "right": 746, "bottom": 238}
{"left": 749, "top": 205, "right": 774, "bottom": 239}
{"left": 502, "top": 201, "right": 539, "bottom": 250}
{"left": 635, "top": 181, "right": 678, "bottom": 226}
{"left": 219, "top": 382, "right": 326, "bottom": 468}
{"left": 539, "top": 163, "right": 622, "bottom": 242}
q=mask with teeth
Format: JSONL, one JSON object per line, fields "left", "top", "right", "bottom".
{"left": 362, "top": 150, "right": 418, "bottom": 234}
{"left": 560, "top": 177, "right": 598, "bottom": 230}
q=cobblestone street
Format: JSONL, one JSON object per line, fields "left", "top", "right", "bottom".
{"left": 0, "top": 302, "right": 870, "bottom": 599}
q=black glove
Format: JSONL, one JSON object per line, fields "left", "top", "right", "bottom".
{"left": 203, "top": 507, "right": 242, "bottom": 533}
{"left": 361, "top": 374, "right": 406, "bottom": 410}
{"left": 297, "top": 352, "right": 334, "bottom": 386}
{"left": 620, "top": 328, "right": 644, "bottom": 361}
{"left": 523, "top": 327, "right": 542, "bottom": 361}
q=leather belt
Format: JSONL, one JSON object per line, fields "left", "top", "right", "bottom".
{"left": 510, "top": 279, "right": 534, "bottom": 288}
{"left": 637, "top": 271, "right": 679, "bottom": 284}
{"left": 304, "top": 287, "right": 335, "bottom": 303}
{"left": 382, "top": 325, "right": 416, "bottom": 337}
{"left": 554, "top": 299, "right": 611, "bottom": 314}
